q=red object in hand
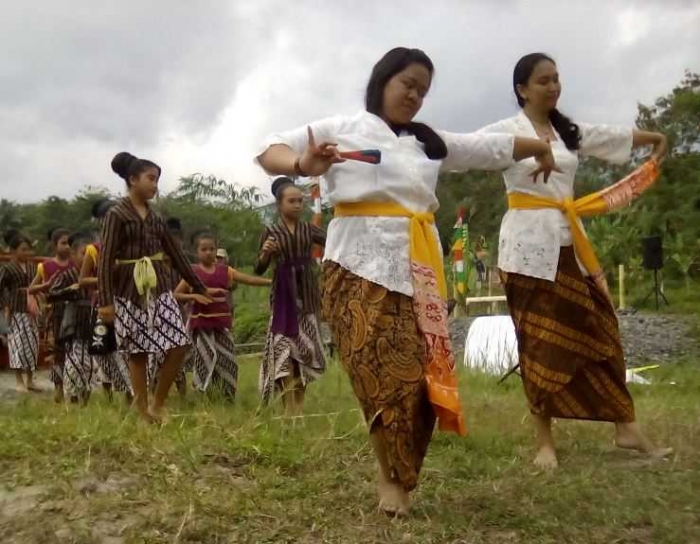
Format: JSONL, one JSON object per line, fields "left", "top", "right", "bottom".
{"left": 339, "top": 149, "right": 381, "bottom": 164}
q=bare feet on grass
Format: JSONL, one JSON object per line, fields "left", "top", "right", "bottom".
{"left": 532, "top": 414, "right": 558, "bottom": 470}
{"left": 377, "top": 467, "right": 409, "bottom": 517}
{"left": 615, "top": 422, "right": 673, "bottom": 458}
{"left": 533, "top": 444, "right": 558, "bottom": 470}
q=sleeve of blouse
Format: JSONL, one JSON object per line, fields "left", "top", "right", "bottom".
{"left": 97, "top": 210, "right": 120, "bottom": 307}
{"left": 310, "top": 224, "right": 326, "bottom": 247}
{"left": 254, "top": 116, "right": 344, "bottom": 173}
{"left": 439, "top": 130, "right": 516, "bottom": 173}
{"left": 85, "top": 244, "right": 98, "bottom": 268}
{"left": 578, "top": 123, "right": 634, "bottom": 164}
{"left": 253, "top": 228, "right": 271, "bottom": 275}
{"left": 160, "top": 226, "right": 206, "bottom": 294}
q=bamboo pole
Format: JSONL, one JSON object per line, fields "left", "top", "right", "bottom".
{"left": 618, "top": 264, "right": 626, "bottom": 310}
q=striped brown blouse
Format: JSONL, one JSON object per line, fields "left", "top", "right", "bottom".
{"left": 0, "top": 260, "right": 37, "bottom": 315}
{"left": 254, "top": 220, "right": 325, "bottom": 315}
{"left": 98, "top": 197, "right": 205, "bottom": 307}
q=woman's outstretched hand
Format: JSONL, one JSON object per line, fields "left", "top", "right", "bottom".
{"left": 297, "top": 126, "right": 345, "bottom": 176}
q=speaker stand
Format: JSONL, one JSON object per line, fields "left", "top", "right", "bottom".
{"left": 641, "top": 269, "right": 669, "bottom": 310}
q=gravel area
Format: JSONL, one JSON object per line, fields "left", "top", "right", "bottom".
{"left": 449, "top": 311, "right": 699, "bottom": 366}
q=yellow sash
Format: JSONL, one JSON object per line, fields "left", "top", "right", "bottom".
{"left": 507, "top": 193, "right": 606, "bottom": 281}
{"left": 334, "top": 202, "right": 447, "bottom": 299}
{"left": 507, "top": 159, "right": 661, "bottom": 288}
{"left": 116, "top": 252, "right": 164, "bottom": 300}
{"left": 334, "top": 201, "right": 466, "bottom": 436}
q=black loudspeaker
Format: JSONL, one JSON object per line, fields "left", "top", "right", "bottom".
{"left": 642, "top": 235, "right": 663, "bottom": 270}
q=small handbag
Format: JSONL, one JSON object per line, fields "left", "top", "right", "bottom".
{"left": 88, "top": 311, "right": 117, "bottom": 355}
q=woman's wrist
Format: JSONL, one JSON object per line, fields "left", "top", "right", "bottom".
{"left": 294, "top": 156, "right": 308, "bottom": 177}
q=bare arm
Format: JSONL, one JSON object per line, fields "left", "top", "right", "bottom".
{"left": 28, "top": 270, "right": 49, "bottom": 295}
{"left": 78, "top": 256, "right": 97, "bottom": 289}
{"left": 230, "top": 268, "right": 272, "bottom": 287}
{"left": 633, "top": 130, "right": 668, "bottom": 162}
{"left": 257, "top": 127, "right": 344, "bottom": 177}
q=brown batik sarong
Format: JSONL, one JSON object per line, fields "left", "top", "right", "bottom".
{"left": 322, "top": 263, "right": 436, "bottom": 491}
{"left": 501, "top": 246, "right": 635, "bottom": 423}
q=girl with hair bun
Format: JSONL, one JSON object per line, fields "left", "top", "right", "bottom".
{"left": 479, "top": 52, "right": 670, "bottom": 470}
{"left": 0, "top": 230, "right": 41, "bottom": 392}
{"left": 175, "top": 231, "right": 271, "bottom": 398}
{"left": 79, "top": 198, "right": 132, "bottom": 402}
{"left": 29, "top": 227, "right": 73, "bottom": 402}
{"left": 257, "top": 47, "right": 559, "bottom": 516}
{"left": 254, "top": 176, "right": 327, "bottom": 416}
{"left": 98, "top": 152, "right": 210, "bottom": 423}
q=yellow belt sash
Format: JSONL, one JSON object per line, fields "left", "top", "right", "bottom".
{"left": 116, "top": 252, "right": 164, "bottom": 301}
{"left": 507, "top": 159, "right": 661, "bottom": 291}
{"left": 334, "top": 202, "right": 447, "bottom": 299}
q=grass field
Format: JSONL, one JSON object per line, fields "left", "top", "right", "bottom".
{"left": 1, "top": 352, "right": 698, "bottom": 544}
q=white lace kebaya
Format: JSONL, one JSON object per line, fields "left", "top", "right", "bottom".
{"left": 478, "top": 111, "right": 633, "bottom": 281}
{"left": 257, "top": 110, "right": 516, "bottom": 297}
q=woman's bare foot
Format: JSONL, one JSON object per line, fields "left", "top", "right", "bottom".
{"left": 27, "top": 384, "right": 43, "bottom": 393}
{"left": 532, "top": 414, "right": 558, "bottom": 470}
{"left": 377, "top": 468, "right": 409, "bottom": 517}
{"left": 615, "top": 422, "right": 673, "bottom": 458}
{"left": 15, "top": 383, "right": 30, "bottom": 393}
{"left": 533, "top": 444, "right": 558, "bottom": 470}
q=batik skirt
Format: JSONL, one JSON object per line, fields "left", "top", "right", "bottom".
{"left": 501, "top": 246, "right": 635, "bottom": 423}
{"left": 114, "top": 292, "right": 190, "bottom": 355}
{"left": 8, "top": 313, "right": 39, "bottom": 372}
{"left": 259, "top": 311, "right": 326, "bottom": 404}
{"left": 192, "top": 328, "right": 237, "bottom": 398}
{"left": 322, "top": 263, "right": 435, "bottom": 492}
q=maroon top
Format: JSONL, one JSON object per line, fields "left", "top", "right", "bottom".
{"left": 189, "top": 264, "right": 232, "bottom": 331}
{"left": 42, "top": 259, "right": 74, "bottom": 282}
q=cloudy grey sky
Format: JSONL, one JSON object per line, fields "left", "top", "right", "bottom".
{"left": 1, "top": 0, "right": 698, "bottom": 203}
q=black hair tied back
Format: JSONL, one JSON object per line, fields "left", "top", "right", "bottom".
{"left": 513, "top": 52, "right": 581, "bottom": 151}
{"left": 111, "top": 151, "right": 162, "bottom": 184}
{"left": 271, "top": 176, "right": 295, "bottom": 201}
{"left": 91, "top": 197, "right": 116, "bottom": 220}
{"left": 365, "top": 47, "right": 447, "bottom": 160}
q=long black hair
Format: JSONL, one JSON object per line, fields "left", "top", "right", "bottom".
{"left": 365, "top": 47, "right": 447, "bottom": 160}
{"left": 513, "top": 53, "right": 581, "bottom": 151}
{"left": 111, "top": 152, "right": 161, "bottom": 187}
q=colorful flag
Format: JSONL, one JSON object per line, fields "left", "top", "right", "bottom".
{"left": 451, "top": 208, "right": 467, "bottom": 296}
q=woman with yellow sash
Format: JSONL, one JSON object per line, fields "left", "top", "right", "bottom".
{"left": 256, "top": 47, "right": 559, "bottom": 516}
{"left": 479, "top": 53, "right": 671, "bottom": 470}
{"left": 97, "top": 152, "right": 210, "bottom": 423}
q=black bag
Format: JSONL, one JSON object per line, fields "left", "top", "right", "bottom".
{"left": 88, "top": 311, "right": 117, "bottom": 355}
{"left": 58, "top": 303, "right": 77, "bottom": 341}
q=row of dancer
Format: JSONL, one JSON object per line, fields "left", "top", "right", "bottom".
{"left": 0, "top": 202, "right": 276, "bottom": 406}
{"left": 2, "top": 46, "right": 673, "bottom": 517}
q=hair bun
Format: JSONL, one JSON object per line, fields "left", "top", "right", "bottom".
{"left": 271, "top": 176, "right": 294, "bottom": 198}
{"left": 91, "top": 197, "right": 115, "bottom": 219}
{"left": 111, "top": 152, "right": 137, "bottom": 180}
